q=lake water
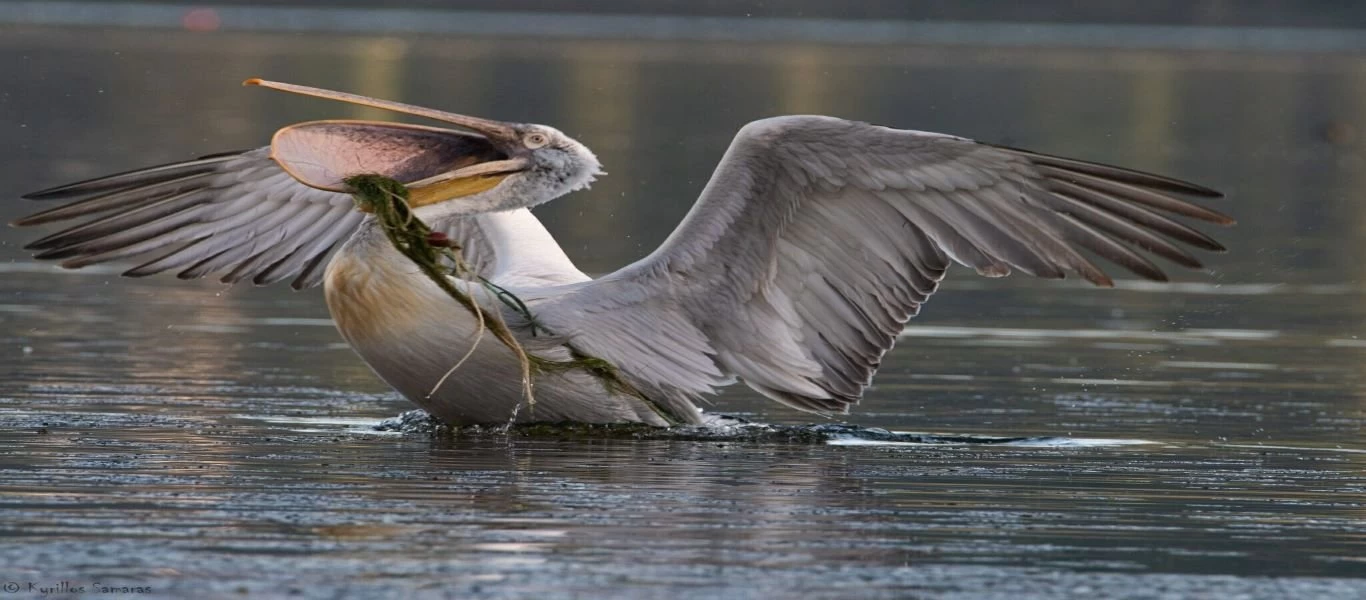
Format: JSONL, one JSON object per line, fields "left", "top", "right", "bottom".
{"left": 1, "top": 23, "right": 1364, "bottom": 599}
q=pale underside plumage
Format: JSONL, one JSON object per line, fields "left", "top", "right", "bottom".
{"left": 17, "top": 116, "right": 1231, "bottom": 424}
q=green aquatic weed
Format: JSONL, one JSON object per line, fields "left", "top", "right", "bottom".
{"left": 343, "top": 174, "right": 678, "bottom": 425}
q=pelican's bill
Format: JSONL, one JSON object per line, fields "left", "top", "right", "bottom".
{"left": 266, "top": 119, "right": 524, "bottom": 207}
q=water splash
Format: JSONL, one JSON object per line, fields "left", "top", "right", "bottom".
{"left": 371, "top": 410, "right": 1156, "bottom": 447}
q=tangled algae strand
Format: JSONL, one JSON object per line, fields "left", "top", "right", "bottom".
{"left": 344, "top": 174, "right": 534, "bottom": 407}
{"left": 342, "top": 174, "right": 679, "bottom": 425}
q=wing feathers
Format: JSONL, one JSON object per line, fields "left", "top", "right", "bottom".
{"left": 221, "top": 202, "right": 333, "bottom": 285}
{"left": 1034, "top": 165, "right": 1235, "bottom": 226}
{"left": 25, "top": 190, "right": 215, "bottom": 251}
{"left": 20, "top": 153, "right": 240, "bottom": 201}
{"left": 1044, "top": 188, "right": 1205, "bottom": 269}
{"left": 552, "top": 116, "right": 1231, "bottom": 418}
{"left": 1001, "top": 146, "right": 1224, "bottom": 198}
{"left": 1041, "top": 173, "right": 1228, "bottom": 250}
{"left": 252, "top": 207, "right": 359, "bottom": 286}
{"left": 14, "top": 172, "right": 219, "bottom": 227}
{"left": 276, "top": 213, "right": 365, "bottom": 287}
{"left": 16, "top": 148, "right": 366, "bottom": 289}
{"left": 1055, "top": 214, "right": 1168, "bottom": 282}
{"left": 291, "top": 245, "right": 340, "bottom": 290}
{"left": 169, "top": 198, "right": 315, "bottom": 280}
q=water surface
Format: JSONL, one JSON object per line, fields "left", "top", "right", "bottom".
{"left": 1, "top": 24, "right": 1364, "bottom": 599}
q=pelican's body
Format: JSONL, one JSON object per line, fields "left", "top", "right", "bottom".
{"left": 324, "top": 212, "right": 681, "bottom": 425}
{"left": 15, "top": 80, "right": 1233, "bottom": 427}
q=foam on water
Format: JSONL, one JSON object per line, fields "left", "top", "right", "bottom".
{"left": 233, "top": 414, "right": 404, "bottom": 435}
{"left": 354, "top": 410, "right": 1158, "bottom": 447}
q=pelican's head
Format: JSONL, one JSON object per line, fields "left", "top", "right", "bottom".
{"left": 491, "top": 123, "right": 603, "bottom": 211}
{"left": 246, "top": 79, "right": 602, "bottom": 217}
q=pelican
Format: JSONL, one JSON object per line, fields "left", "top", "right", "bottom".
{"left": 14, "top": 79, "right": 1232, "bottom": 427}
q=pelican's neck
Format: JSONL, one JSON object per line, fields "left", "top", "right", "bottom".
{"left": 465, "top": 210, "right": 589, "bottom": 286}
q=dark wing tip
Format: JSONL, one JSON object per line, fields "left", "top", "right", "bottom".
{"left": 21, "top": 173, "right": 146, "bottom": 201}
{"left": 33, "top": 246, "right": 80, "bottom": 260}
{"left": 20, "top": 150, "right": 250, "bottom": 202}
{"left": 11, "top": 207, "right": 91, "bottom": 227}
{"left": 1167, "top": 179, "right": 1224, "bottom": 199}
{"left": 994, "top": 142, "right": 1225, "bottom": 198}
{"left": 196, "top": 150, "right": 252, "bottom": 161}
{"left": 22, "top": 186, "right": 82, "bottom": 201}
{"left": 1186, "top": 205, "right": 1236, "bottom": 227}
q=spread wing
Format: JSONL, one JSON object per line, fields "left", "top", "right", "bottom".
{"left": 541, "top": 116, "right": 1232, "bottom": 414}
{"left": 14, "top": 147, "right": 505, "bottom": 289}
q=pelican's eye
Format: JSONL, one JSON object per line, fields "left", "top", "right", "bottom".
{"left": 523, "top": 132, "right": 549, "bottom": 149}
